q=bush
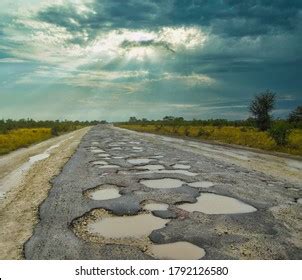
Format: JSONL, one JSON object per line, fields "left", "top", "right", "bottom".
{"left": 269, "top": 123, "right": 291, "bottom": 146}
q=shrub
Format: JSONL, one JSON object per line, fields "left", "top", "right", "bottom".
{"left": 269, "top": 123, "right": 291, "bottom": 146}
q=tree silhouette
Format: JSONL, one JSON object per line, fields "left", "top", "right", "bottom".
{"left": 249, "top": 90, "right": 276, "bottom": 131}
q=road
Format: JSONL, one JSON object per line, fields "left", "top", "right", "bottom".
{"left": 25, "top": 125, "right": 302, "bottom": 259}
{"left": 0, "top": 127, "right": 90, "bottom": 259}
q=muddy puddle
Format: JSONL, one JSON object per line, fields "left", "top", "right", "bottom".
{"left": 88, "top": 214, "right": 169, "bottom": 238}
{"left": 91, "top": 149, "right": 105, "bottom": 153}
{"left": 149, "top": 241, "right": 205, "bottom": 260}
{"left": 140, "top": 178, "right": 185, "bottom": 189}
{"left": 143, "top": 202, "right": 169, "bottom": 211}
{"left": 172, "top": 164, "right": 191, "bottom": 169}
{"left": 96, "top": 153, "right": 110, "bottom": 157}
{"left": 127, "top": 158, "right": 152, "bottom": 164}
{"left": 87, "top": 185, "right": 121, "bottom": 200}
{"left": 179, "top": 193, "right": 257, "bottom": 214}
{"left": 91, "top": 160, "right": 108, "bottom": 166}
{"left": 29, "top": 153, "right": 50, "bottom": 163}
{"left": 188, "top": 181, "right": 215, "bottom": 188}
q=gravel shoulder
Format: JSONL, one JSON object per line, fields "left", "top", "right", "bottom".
{"left": 0, "top": 127, "right": 90, "bottom": 259}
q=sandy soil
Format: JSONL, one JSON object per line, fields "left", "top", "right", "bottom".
{"left": 0, "top": 127, "right": 90, "bottom": 259}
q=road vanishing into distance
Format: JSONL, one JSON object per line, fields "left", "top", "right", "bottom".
{"left": 22, "top": 125, "right": 302, "bottom": 259}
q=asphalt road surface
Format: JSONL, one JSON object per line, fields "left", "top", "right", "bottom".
{"left": 25, "top": 125, "right": 302, "bottom": 259}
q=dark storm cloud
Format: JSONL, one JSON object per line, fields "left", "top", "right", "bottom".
{"left": 36, "top": 0, "right": 302, "bottom": 39}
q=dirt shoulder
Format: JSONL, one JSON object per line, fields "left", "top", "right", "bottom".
{"left": 0, "top": 127, "right": 90, "bottom": 259}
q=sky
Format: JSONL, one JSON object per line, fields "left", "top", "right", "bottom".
{"left": 0, "top": 0, "right": 301, "bottom": 121}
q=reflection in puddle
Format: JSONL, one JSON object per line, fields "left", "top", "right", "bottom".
{"left": 88, "top": 185, "right": 121, "bottom": 200}
{"left": 136, "top": 165, "right": 165, "bottom": 171}
{"left": 127, "top": 158, "right": 152, "bottom": 164}
{"left": 111, "top": 147, "right": 122, "bottom": 150}
{"left": 133, "top": 146, "right": 143, "bottom": 150}
{"left": 188, "top": 181, "right": 215, "bottom": 188}
{"left": 141, "top": 178, "right": 184, "bottom": 189}
{"left": 179, "top": 193, "right": 257, "bottom": 214}
{"left": 149, "top": 242, "right": 205, "bottom": 260}
{"left": 88, "top": 214, "right": 169, "bottom": 238}
{"left": 113, "top": 156, "right": 124, "bottom": 159}
{"left": 172, "top": 164, "right": 191, "bottom": 169}
{"left": 143, "top": 203, "right": 169, "bottom": 211}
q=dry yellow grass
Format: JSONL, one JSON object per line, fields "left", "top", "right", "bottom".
{"left": 0, "top": 128, "right": 52, "bottom": 155}
{"left": 118, "top": 124, "right": 302, "bottom": 156}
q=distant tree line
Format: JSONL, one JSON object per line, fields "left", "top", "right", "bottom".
{"left": 122, "top": 90, "right": 302, "bottom": 146}
{"left": 0, "top": 119, "right": 102, "bottom": 135}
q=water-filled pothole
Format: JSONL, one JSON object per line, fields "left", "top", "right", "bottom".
{"left": 136, "top": 165, "right": 165, "bottom": 171}
{"left": 143, "top": 202, "right": 169, "bottom": 211}
{"left": 188, "top": 181, "right": 215, "bottom": 188}
{"left": 88, "top": 214, "right": 169, "bottom": 238}
{"left": 172, "top": 164, "right": 191, "bottom": 169}
{"left": 91, "top": 149, "right": 105, "bottom": 153}
{"left": 140, "top": 178, "right": 185, "bottom": 189}
{"left": 134, "top": 170, "right": 198, "bottom": 176}
{"left": 179, "top": 193, "right": 257, "bottom": 214}
{"left": 91, "top": 160, "right": 108, "bottom": 166}
{"left": 149, "top": 242, "right": 205, "bottom": 260}
{"left": 127, "top": 158, "right": 152, "bottom": 164}
{"left": 86, "top": 185, "right": 121, "bottom": 200}
{"left": 97, "top": 153, "right": 110, "bottom": 157}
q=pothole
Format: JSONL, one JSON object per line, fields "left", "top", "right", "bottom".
{"left": 91, "top": 160, "right": 108, "bottom": 166}
{"left": 91, "top": 149, "right": 105, "bottom": 153}
{"left": 178, "top": 193, "right": 257, "bottom": 214}
{"left": 87, "top": 213, "right": 169, "bottom": 239}
{"left": 188, "top": 181, "right": 215, "bottom": 188}
{"left": 96, "top": 153, "right": 111, "bottom": 157}
{"left": 140, "top": 178, "right": 185, "bottom": 189}
{"left": 149, "top": 242, "right": 205, "bottom": 260}
{"left": 136, "top": 165, "right": 165, "bottom": 171}
{"left": 172, "top": 164, "right": 191, "bottom": 169}
{"left": 133, "top": 170, "right": 198, "bottom": 176}
{"left": 127, "top": 158, "right": 152, "bottom": 164}
{"left": 85, "top": 185, "right": 121, "bottom": 200}
{"left": 143, "top": 202, "right": 169, "bottom": 211}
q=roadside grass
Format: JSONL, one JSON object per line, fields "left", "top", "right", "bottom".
{"left": 118, "top": 124, "right": 302, "bottom": 156}
{"left": 0, "top": 128, "right": 52, "bottom": 155}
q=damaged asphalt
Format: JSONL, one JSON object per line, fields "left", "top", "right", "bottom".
{"left": 24, "top": 125, "right": 302, "bottom": 259}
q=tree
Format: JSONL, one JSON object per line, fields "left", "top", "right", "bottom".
{"left": 288, "top": 106, "right": 302, "bottom": 123}
{"left": 129, "top": 116, "right": 138, "bottom": 123}
{"left": 249, "top": 90, "right": 276, "bottom": 131}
